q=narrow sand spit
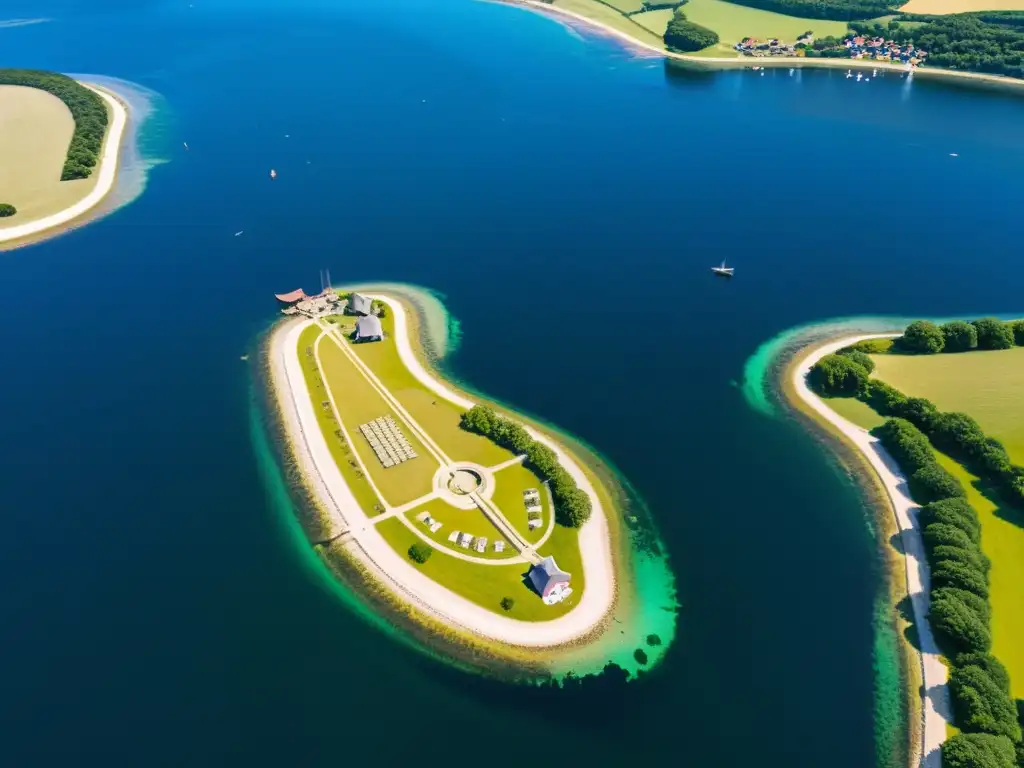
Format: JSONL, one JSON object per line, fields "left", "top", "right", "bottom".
{"left": 794, "top": 335, "right": 950, "bottom": 768}
{"left": 0, "top": 83, "right": 127, "bottom": 245}
{"left": 269, "top": 300, "right": 616, "bottom": 647}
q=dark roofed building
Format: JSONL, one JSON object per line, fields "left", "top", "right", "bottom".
{"left": 347, "top": 292, "right": 372, "bottom": 316}
{"left": 355, "top": 314, "right": 383, "bottom": 342}
{"left": 528, "top": 556, "right": 572, "bottom": 604}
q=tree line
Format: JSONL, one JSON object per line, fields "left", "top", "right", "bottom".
{"left": 898, "top": 12, "right": 1024, "bottom": 80}
{"left": 719, "top": 0, "right": 897, "bottom": 22}
{"left": 809, "top": 331, "right": 1024, "bottom": 766}
{"left": 897, "top": 318, "right": 1024, "bottom": 355}
{"left": 0, "top": 69, "right": 108, "bottom": 180}
{"left": 460, "top": 405, "right": 592, "bottom": 527}
{"left": 663, "top": 5, "right": 719, "bottom": 52}
{"left": 873, "top": 418, "right": 1022, "bottom": 767}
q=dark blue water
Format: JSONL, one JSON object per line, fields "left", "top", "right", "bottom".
{"left": 2, "top": 1, "right": 1023, "bottom": 765}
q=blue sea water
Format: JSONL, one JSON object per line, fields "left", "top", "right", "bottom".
{"left": 2, "top": 0, "right": 1024, "bottom": 765}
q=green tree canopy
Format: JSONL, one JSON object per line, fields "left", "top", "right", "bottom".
{"left": 972, "top": 318, "right": 1014, "bottom": 350}
{"left": 837, "top": 347, "right": 876, "bottom": 373}
{"left": 900, "top": 320, "right": 945, "bottom": 354}
{"left": 921, "top": 498, "right": 982, "bottom": 545}
{"left": 931, "top": 558, "right": 989, "bottom": 599}
{"left": 910, "top": 464, "right": 966, "bottom": 503}
{"left": 408, "top": 543, "right": 433, "bottom": 564}
{"left": 0, "top": 203, "right": 16, "bottom": 217}
{"left": 664, "top": 9, "right": 720, "bottom": 51}
{"left": 956, "top": 653, "right": 1011, "bottom": 695}
{"left": 809, "top": 353, "right": 870, "bottom": 395}
{"left": 949, "top": 664, "right": 1022, "bottom": 741}
{"left": 1010, "top": 319, "right": 1024, "bottom": 346}
{"left": 941, "top": 732, "right": 1017, "bottom": 768}
{"left": 930, "top": 589, "right": 992, "bottom": 656}
{"left": 941, "top": 320, "right": 979, "bottom": 353}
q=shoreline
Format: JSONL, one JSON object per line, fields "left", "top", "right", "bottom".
{"left": 790, "top": 333, "right": 950, "bottom": 768}
{"left": 266, "top": 296, "right": 619, "bottom": 651}
{"left": 0, "top": 80, "right": 129, "bottom": 249}
{"left": 504, "top": 0, "right": 1024, "bottom": 93}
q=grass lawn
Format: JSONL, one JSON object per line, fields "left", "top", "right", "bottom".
{"left": 821, "top": 362, "right": 1024, "bottom": 698}
{"left": 823, "top": 395, "right": 886, "bottom": 431}
{"left": 295, "top": 325, "right": 383, "bottom": 517}
{"left": 398, "top": 498, "right": 517, "bottom": 560}
{"left": 631, "top": 8, "right": 674, "bottom": 35}
{"left": 681, "top": 0, "right": 847, "bottom": 57}
{"left": 317, "top": 333, "right": 438, "bottom": 506}
{"left": 870, "top": 347, "right": 1024, "bottom": 463}
{"left": 491, "top": 461, "right": 550, "bottom": 545}
{"left": 932, "top": 452, "right": 1024, "bottom": 699}
{"left": 375, "top": 517, "right": 580, "bottom": 620}
{"left": 0, "top": 85, "right": 106, "bottom": 227}
{"left": 600, "top": 0, "right": 647, "bottom": 13}
{"left": 551, "top": 0, "right": 668, "bottom": 49}
{"left": 343, "top": 314, "right": 515, "bottom": 468}
{"left": 899, "top": 0, "right": 1024, "bottom": 13}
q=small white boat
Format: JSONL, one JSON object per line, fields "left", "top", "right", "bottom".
{"left": 789, "top": 68, "right": 795, "bottom": 75}
{"left": 711, "top": 260, "right": 734, "bottom": 277}
{"left": 872, "top": 68, "right": 878, "bottom": 76}
{"left": 845, "top": 70, "right": 853, "bottom": 79}
{"left": 269, "top": 168, "right": 277, "bottom": 180}
{"left": 183, "top": 141, "right": 189, "bottom": 150}
{"left": 234, "top": 230, "right": 244, "bottom": 237}
{"left": 856, "top": 72, "right": 863, "bottom": 81}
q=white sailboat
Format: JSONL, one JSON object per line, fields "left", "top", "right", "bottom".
{"left": 711, "top": 260, "right": 734, "bottom": 277}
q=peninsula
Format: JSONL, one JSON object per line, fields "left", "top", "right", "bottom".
{"left": 0, "top": 69, "right": 128, "bottom": 249}
{"left": 265, "top": 287, "right": 669, "bottom": 675}
{"left": 790, "top": 318, "right": 1024, "bottom": 768}
{"left": 507, "top": 0, "right": 1024, "bottom": 91}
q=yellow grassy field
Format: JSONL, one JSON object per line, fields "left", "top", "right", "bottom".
{"left": 0, "top": 85, "right": 101, "bottom": 224}
{"left": 900, "top": 0, "right": 1024, "bottom": 13}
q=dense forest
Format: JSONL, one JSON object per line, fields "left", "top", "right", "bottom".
{"left": 722, "top": 0, "right": 897, "bottom": 22}
{"left": 0, "top": 69, "right": 108, "bottom": 180}
{"left": 663, "top": 6, "right": 719, "bottom": 52}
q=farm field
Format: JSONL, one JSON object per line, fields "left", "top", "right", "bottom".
{"left": 0, "top": 85, "right": 103, "bottom": 225}
{"left": 551, "top": 0, "right": 668, "bottom": 48}
{"left": 631, "top": 8, "right": 674, "bottom": 34}
{"left": 682, "top": 0, "right": 847, "bottom": 56}
{"left": 899, "top": 0, "right": 1024, "bottom": 14}
{"left": 601, "top": 0, "right": 647, "bottom": 12}
{"left": 870, "top": 346, "right": 1024, "bottom": 462}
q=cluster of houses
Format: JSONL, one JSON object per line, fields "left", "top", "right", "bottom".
{"left": 735, "top": 37, "right": 798, "bottom": 57}
{"left": 842, "top": 35, "right": 927, "bottom": 64}
{"left": 275, "top": 284, "right": 384, "bottom": 342}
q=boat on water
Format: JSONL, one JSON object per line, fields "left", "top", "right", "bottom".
{"left": 270, "top": 169, "right": 277, "bottom": 179}
{"left": 846, "top": 70, "right": 853, "bottom": 78}
{"left": 711, "top": 260, "right": 734, "bottom": 277}
{"left": 183, "top": 141, "right": 189, "bottom": 150}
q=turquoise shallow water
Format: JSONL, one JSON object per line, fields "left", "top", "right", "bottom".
{"left": 3, "top": 0, "right": 1024, "bottom": 765}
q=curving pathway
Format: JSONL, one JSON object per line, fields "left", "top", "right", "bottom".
{"left": 0, "top": 83, "right": 128, "bottom": 244}
{"left": 794, "top": 335, "right": 950, "bottom": 768}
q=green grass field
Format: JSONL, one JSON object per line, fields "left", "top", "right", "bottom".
{"left": 871, "top": 347, "right": 1024, "bottom": 463}
{"left": 400, "top": 497, "right": 517, "bottom": 560}
{"left": 317, "top": 334, "right": 437, "bottom": 506}
{"left": 491, "top": 461, "right": 550, "bottom": 545}
{"left": 344, "top": 314, "right": 515, "bottom": 468}
{"left": 824, "top": 348, "right": 1024, "bottom": 698}
{"left": 375, "top": 517, "right": 580, "bottom": 620}
{"left": 682, "top": 0, "right": 847, "bottom": 57}
{"left": 631, "top": 8, "right": 674, "bottom": 34}
{"left": 551, "top": 0, "right": 668, "bottom": 49}
{"left": 295, "top": 325, "right": 383, "bottom": 517}
{"left": 600, "top": 0, "right": 647, "bottom": 13}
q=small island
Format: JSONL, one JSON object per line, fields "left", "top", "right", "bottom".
{"left": 0, "top": 69, "right": 128, "bottom": 249}
{"left": 792, "top": 317, "right": 1024, "bottom": 768}
{"left": 265, "top": 286, "right": 672, "bottom": 676}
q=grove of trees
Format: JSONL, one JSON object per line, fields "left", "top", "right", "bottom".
{"left": 663, "top": 8, "right": 719, "bottom": 52}
{"left": 460, "top": 405, "right": 592, "bottom": 527}
{"left": 408, "top": 543, "right": 433, "bottom": 563}
{"left": 723, "top": 0, "right": 897, "bottom": 21}
{"left": 0, "top": 204, "right": 16, "bottom": 217}
{"left": 0, "top": 69, "right": 108, "bottom": 180}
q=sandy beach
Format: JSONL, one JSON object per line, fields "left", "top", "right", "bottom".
{"left": 510, "top": 0, "right": 1024, "bottom": 92}
{"left": 268, "top": 296, "right": 617, "bottom": 648}
{"left": 793, "top": 335, "right": 950, "bottom": 768}
{"left": 0, "top": 82, "right": 128, "bottom": 246}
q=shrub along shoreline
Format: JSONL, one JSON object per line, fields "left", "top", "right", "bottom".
{"left": 810, "top": 317, "right": 1024, "bottom": 767}
{"left": 460, "top": 405, "right": 592, "bottom": 528}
